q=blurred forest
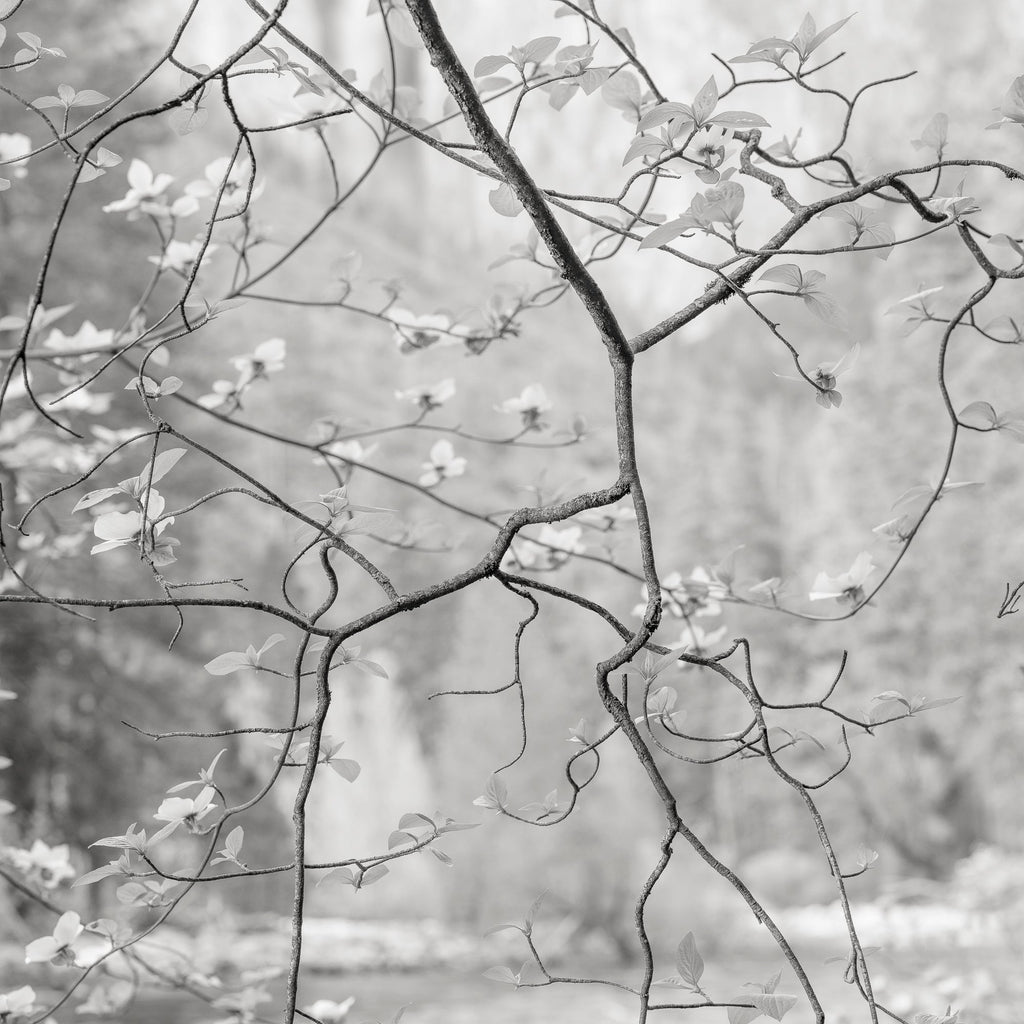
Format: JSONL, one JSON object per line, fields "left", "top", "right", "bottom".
{"left": 1, "top": 0, "right": 1023, "bottom": 964}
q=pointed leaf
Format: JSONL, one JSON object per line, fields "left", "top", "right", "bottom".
{"left": 675, "top": 931, "right": 705, "bottom": 988}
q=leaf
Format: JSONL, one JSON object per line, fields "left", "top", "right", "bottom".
{"left": 204, "top": 651, "right": 252, "bottom": 676}
{"left": 398, "top": 811, "right": 435, "bottom": 831}
{"left": 73, "top": 487, "right": 123, "bottom": 512}
{"left": 805, "top": 14, "right": 855, "bottom": 58}
{"left": 524, "top": 889, "right": 547, "bottom": 932}
{"left": 473, "top": 773, "right": 509, "bottom": 812}
{"left": 912, "top": 112, "right": 949, "bottom": 153}
{"left": 70, "top": 88, "right": 109, "bottom": 108}
{"left": 510, "top": 35, "right": 559, "bottom": 68}
{"left": 359, "top": 863, "right": 389, "bottom": 887}
{"left": 959, "top": 400, "right": 997, "bottom": 429}
{"left": 675, "top": 931, "right": 705, "bottom": 989}
{"left": 728, "top": 1003, "right": 762, "bottom": 1024}
{"left": 802, "top": 290, "right": 846, "bottom": 327}
{"left": 623, "top": 134, "right": 668, "bottom": 165}
{"left": 328, "top": 757, "right": 361, "bottom": 782}
{"left": 752, "top": 992, "right": 799, "bottom": 1020}
{"left": 637, "top": 101, "right": 695, "bottom": 132}
{"left": 224, "top": 826, "right": 244, "bottom": 856}
{"left": 758, "top": 264, "right": 804, "bottom": 289}
{"left": 387, "top": 830, "right": 417, "bottom": 849}
{"left": 474, "top": 54, "right": 511, "bottom": 77}
{"left": 638, "top": 216, "right": 692, "bottom": 250}
{"left": 489, "top": 183, "right": 523, "bottom": 218}
{"left": 602, "top": 70, "right": 642, "bottom": 117}
{"left": 144, "top": 447, "right": 187, "bottom": 486}
{"left": 482, "top": 966, "right": 519, "bottom": 986}
{"left": 708, "top": 110, "right": 770, "bottom": 129}
{"left": 429, "top": 847, "right": 453, "bottom": 866}
{"left": 691, "top": 76, "right": 718, "bottom": 124}
{"left": 73, "top": 862, "right": 127, "bottom": 887}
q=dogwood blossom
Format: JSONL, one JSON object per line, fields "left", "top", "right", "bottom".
{"left": 676, "top": 622, "right": 728, "bottom": 653}
{"left": 0, "top": 133, "right": 32, "bottom": 180}
{"left": 419, "top": 440, "right": 466, "bottom": 486}
{"left": 102, "top": 159, "right": 174, "bottom": 216}
{"left": 185, "top": 156, "right": 264, "bottom": 215}
{"left": 496, "top": 383, "right": 552, "bottom": 429}
{"left": 394, "top": 378, "right": 455, "bottom": 410}
{"left": 0, "top": 985, "right": 35, "bottom": 1019}
{"left": 24, "top": 911, "right": 84, "bottom": 966}
{"left": 90, "top": 489, "right": 179, "bottom": 565}
{"left": 42, "top": 320, "right": 114, "bottom": 362}
{"left": 7, "top": 839, "right": 75, "bottom": 889}
{"left": 314, "top": 439, "right": 377, "bottom": 466}
{"left": 153, "top": 785, "right": 218, "bottom": 833}
{"left": 231, "top": 338, "right": 286, "bottom": 384}
{"left": 303, "top": 997, "right": 355, "bottom": 1023}
{"left": 809, "top": 551, "right": 876, "bottom": 604}
{"left": 148, "top": 239, "right": 216, "bottom": 274}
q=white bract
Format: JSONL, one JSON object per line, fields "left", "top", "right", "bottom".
{"left": 102, "top": 158, "right": 174, "bottom": 216}
{"left": 0, "top": 132, "right": 32, "bottom": 179}
{"left": 24, "top": 911, "right": 84, "bottom": 966}
{"left": 497, "top": 383, "right": 552, "bottom": 428}
{"left": 303, "top": 997, "right": 355, "bottom": 1022}
{"left": 395, "top": 377, "right": 455, "bottom": 410}
{"left": 0, "top": 985, "right": 35, "bottom": 1018}
{"left": 419, "top": 440, "right": 466, "bottom": 486}
{"left": 809, "top": 552, "right": 876, "bottom": 604}
{"left": 153, "top": 785, "right": 218, "bottom": 833}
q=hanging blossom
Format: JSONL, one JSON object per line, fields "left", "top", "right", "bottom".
{"left": 632, "top": 567, "right": 725, "bottom": 619}
{"left": 302, "top": 998, "right": 355, "bottom": 1023}
{"left": 389, "top": 309, "right": 468, "bottom": 353}
{"left": 419, "top": 440, "right": 466, "bottom": 487}
{"left": 0, "top": 986, "right": 35, "bottom": 1020}
{"left": 24, "top": 911, "right": 84, "bottom": 966}
{"left": 394, "top": 378, "right": 455, "bottom": 411}
{"left": 676, "top": 622, "right": 728, "bottom": 654}
{"left": 313, "top": 439, "right": 377, "bottom": 467}
{"left": 6, "top": 839, "right": 75, "bottom": 889}
{"left": 185, "top": 156, "right": 264, "bottom": 215}
{"left": 496, "top": 383, "right": 552, "bottom": 430}
{"left": 809, "top": 552, "right": 876, "bottom": 605}
{"left": 688, "top": 124, "right": 736, "bottom": 184}
{"left": 501, "top": 524, "right": 586, "bottom": 572}
{"left": 199, "top": 338, "right": 286, "bottom": 410}
{"left": 0, "top": 133, "right": 32, "bottom": 186}
{"left": 102, "top": 158, "right": 174, "bottom": 217}
{"left": 90, "top": 489, "right": 180, "bottom": 566}
{"left": 148, "top": 238, "right": 217, "bottom": 275}
{"left": 153, "top": 785, "right": 218, "bottom": 834}
{"left": 42, "top": 320, "right": 114, "bottom": 363}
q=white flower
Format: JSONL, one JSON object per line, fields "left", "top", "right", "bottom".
{"left": 389, "top": 309, "right": 459, "bottom": 353}
{"left": 0, "top": 986, "right": 35, "bottom": 1018}
{"left": 8, "top": 839, "right": 75, "bottom": 889}
{"left": 42, "top": 321, "right": 114, "bottom": 362}
{"left": 186, "top": 157, "right": 264, "bottom": 214}
{"left": 676, "top": 622, "right": 727, "bottom": 653}
{"left": 0, "top": 133, "right": 32, "bottom": 179}
{"left": 419, "top": 440, "right": 466, "bottom": 487}
{"left": 24, "top": 911, "right": 84, "bottom": 966}
{"left": 91, "top": 489, "right": 179, "bottom": 565}
{"left": 153, "top": 785, "right": 217, "bottom": 833}
{"left": 809, "top": 551, "right": 876, "bottom": 605}
{"left": 148, "top": 239, "right": 216, "bottom": 274}
{"left": 231, "top": 338, "right": 286, "bottom": 384}
{"left": 496, "top": 384, "right": 552, "bottom": 429}
{"left": 303, "top": 998, "right": 355, "bottom": 1023}
{"left": 314, "top": 440, "right": 377, "bottom": 466}
{"left": 501, "top": 525, "right": 585, "bottom": 571}
{"left": 102, "top": 159, "right": 174, "bottom": 215}
{"left": 395, "top": 378, "right": 455, "bottom": 410}
{"left": 198, "top": 380, "right": 236, "bottom": 411}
